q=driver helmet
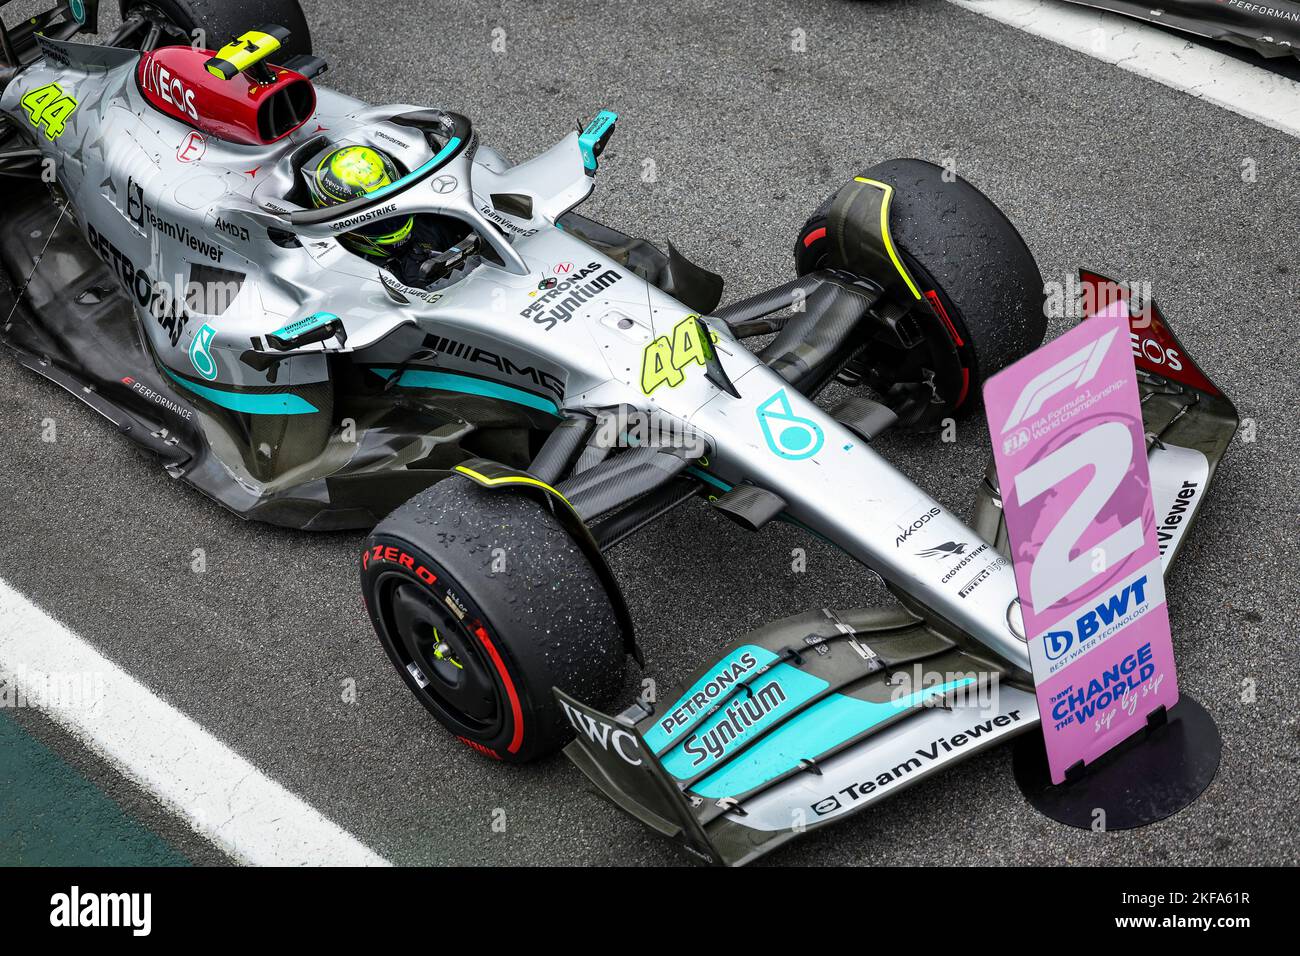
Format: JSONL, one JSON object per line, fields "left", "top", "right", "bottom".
{"left": 305, "top": 144, "right": 413, "bottom": 258}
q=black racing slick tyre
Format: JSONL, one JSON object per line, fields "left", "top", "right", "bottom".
{"left": 361, "top": 478, "right": 625, "bottom": 764}
{"left": 795, "top": 159, "right": 1046, "bottom": 427}
{"left": 117, "top": 0, "right": 313, "bottom": 58}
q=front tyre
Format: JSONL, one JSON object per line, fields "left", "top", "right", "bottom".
{"left": 361, "top": 478, "right": 625, "bottom": 763}
{"left": 795, "top": 159, "right": 1046, "bottom": 427}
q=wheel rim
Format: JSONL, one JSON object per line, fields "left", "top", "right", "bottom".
{"left": 375, "top": 572, "right": 506, "bottom": 738}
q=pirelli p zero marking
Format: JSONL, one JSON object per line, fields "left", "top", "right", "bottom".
{"left": 362, "top": 543, "right": 437, "bottom": 584}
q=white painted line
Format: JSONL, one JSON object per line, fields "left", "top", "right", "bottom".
{"left": 0, "top": 577, "right": 390, "bottom": 867}
{"left": 949, "top": 0, "right": 1300, "bottom": 139}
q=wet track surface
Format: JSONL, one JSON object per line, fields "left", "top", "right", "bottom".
{"left": 1, "top": 0, "right": 1297, "bottom": 865}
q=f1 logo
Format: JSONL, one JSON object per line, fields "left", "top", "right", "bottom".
{"left": 1001, "top": 327, "right": 1117, "bottom": 432}
{"left": 176, "top": 130, "right": 206, "bottom": 164}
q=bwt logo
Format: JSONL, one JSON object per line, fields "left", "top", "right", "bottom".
{"left": 1043, "top": 575, "right": 1150, "bottom": 661}
{"left": 1044, "top": 629, "right": 1074, "bottom": 661}
{"left": 1002, "top": 327, "right": 1118, "bottom": 432}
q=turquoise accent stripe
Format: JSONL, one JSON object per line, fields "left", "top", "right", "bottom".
{"left": 372, "top": 367, "right": 559, "bottom": 415}
{"left": 686, "top": 465, "right": 732, "bottom": 493}
{"left": 164, "top": 369, "right": 319, "bottom": 415}
{"left": 271, "top": 311, "right": 337, "bottom": 341}
{"left": 644, "top": 642, "right": 977, "bottom": 799}
{"left": 366, "top": 136, "right": 462, "bottom": 201}
{"left": 687, "top": 675, "right": 976, "bottom": 799}
{"left": 578, "top": 110, "right": 617, "bottom": 171}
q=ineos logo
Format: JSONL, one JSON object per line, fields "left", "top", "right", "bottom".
{"left": 431, "top": 175, "right": 458, "bottom": 194}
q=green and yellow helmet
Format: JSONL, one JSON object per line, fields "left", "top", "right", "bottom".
{"left": 305, "top": 144, "right": 414, "bottom": 258}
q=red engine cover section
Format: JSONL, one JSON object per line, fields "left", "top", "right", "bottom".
{"left": 137, "top": 46, "right": 315, "bottom": 146}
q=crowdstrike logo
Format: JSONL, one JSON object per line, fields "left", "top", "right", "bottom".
{"left": 1001, "top": 327, "right": 1118, "bottom": 432}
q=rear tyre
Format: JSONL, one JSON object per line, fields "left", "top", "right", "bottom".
{"left": 361, "top": 478, "right": 625, "bottom": 763}
{"left": 795, "top": 159, "right": 1046, "bottom": 427}
{"left": 117, "top": 0, "right": 312, "bottom": 57}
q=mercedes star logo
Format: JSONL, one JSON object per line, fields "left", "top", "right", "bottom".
{"left": 431, "top": 175, "right": 458, "bottom": 194}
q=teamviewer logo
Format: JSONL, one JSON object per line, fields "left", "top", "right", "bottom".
{"left": 811, "top": 795, "right": 841, "bottom": 816}
{"left": 1001, "top": 327, "right": 1118, "bottom": 433}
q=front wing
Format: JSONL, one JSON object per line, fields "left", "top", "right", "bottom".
{"left": 559, "top": 271, "right": 1239, "bottom": 865}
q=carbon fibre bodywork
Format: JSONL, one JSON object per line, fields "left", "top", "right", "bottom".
{"left": 1062, "top": 0, "right": 1300, "bottom": 59}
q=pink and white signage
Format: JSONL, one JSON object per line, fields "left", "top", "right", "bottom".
{"left": 983, "top": 305, "right": 1178, "bottom": 784}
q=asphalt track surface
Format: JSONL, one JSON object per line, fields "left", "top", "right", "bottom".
{"left": 1, "top": 0, "right": 1298, "bottom": 866}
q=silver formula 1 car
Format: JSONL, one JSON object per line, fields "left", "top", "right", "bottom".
{"left": 1, "top": 1, "right": 1238, "bottom": 865}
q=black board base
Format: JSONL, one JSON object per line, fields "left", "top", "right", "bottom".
{"left": 1012, "top": 693, "right": 1221, "bottom": 830}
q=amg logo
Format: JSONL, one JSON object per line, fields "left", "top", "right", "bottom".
{"left": 427, "top": 334, "right": 565, "bottom": 399}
